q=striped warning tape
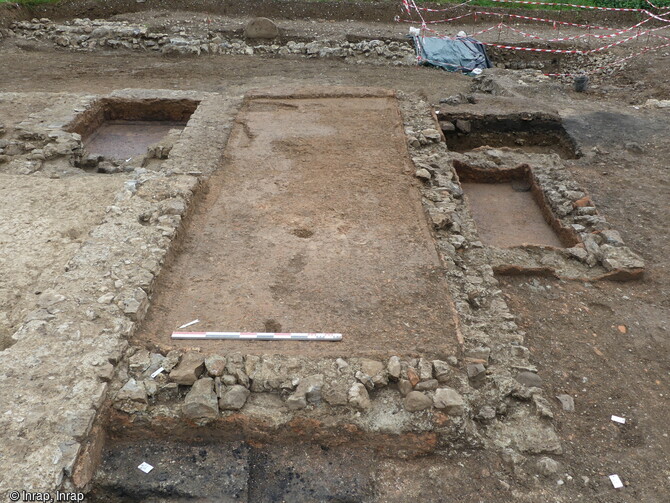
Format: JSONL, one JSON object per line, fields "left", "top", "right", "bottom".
{"left": 544, "top": 40, "right": 670, "bottom": 75}
{"left": 399, "top": 10, "right": 666, "bottom": 31}
{"left": 502, "top": 20, "right": 668, "bottom": 42}
{"left": 482, "top": 41, "right": 583, "bottom": 53}
{"left": 398, "top": 12, "right": 475, "bottom": 24}
{"left": 482, "top": 27, "right": 666, "bottom": 53}
{"left": 643, "top": 0, "right": 670, "bottom": 9}
{"left": 473, "top": 10, "right": 618, "bottom": 30}
{"left": 171, "top": 331, "right": 343, "bottom": 341}
{"left": 412, "top": 0, "right": 670, "bottom": 13}
{"left": 408, "top": 17, "right": 665, "bottom": 43}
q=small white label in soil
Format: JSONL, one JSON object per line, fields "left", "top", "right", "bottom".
{"left": 178, "top": 319, "right": 200, "bottom": 329}
{"left": 609, "top": 474, "right": 624, "bottom": 489}
{"left": 611, "top": 415, "right": 626, "bottom": 424}
{"left": 138, "top": 462, "right": 154, "bottom": 474}
{"left": 150, "top": 367, "right": 165, "bottom": 379}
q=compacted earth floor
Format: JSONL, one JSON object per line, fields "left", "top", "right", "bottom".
{"left": 140, "top": 92, "right": 457, "bottom": 357}
{"left": 0, "top": 11, "right": 669, "bottom": 502}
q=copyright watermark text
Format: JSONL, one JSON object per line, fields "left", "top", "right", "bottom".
{"left": 8, "top": 491, "right": 84, "bottom": 502}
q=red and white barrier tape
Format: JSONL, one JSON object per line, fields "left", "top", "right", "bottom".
{"left": 473, "top": 10, "right": 615, "bottom": 30}
{"left": 412, "top": 0, "right": 670, "bottom": 14}
{"left": 501, "top": 20, "right": 668, "bottom": 42}
{"left": 401, "top": 0, "right": 670, "bottom": 76}
{"left": 398, "top": 12, "right": 475, "bottom": 24}
{"left": 544, "top": 40, "right": 670, "bottom": 75}
{"left": 482, "top": 26, "right": 669, "bottom": 54}
{"left": 643, "top": 0, "right": 670, "bottom": 9}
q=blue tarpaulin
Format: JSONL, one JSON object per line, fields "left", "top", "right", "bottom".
{"left": 412, "top": 36, "right": 493, "bottom": 75}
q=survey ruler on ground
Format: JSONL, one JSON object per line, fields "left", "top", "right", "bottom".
{"left": 171, "top": 331, "right": 342, "bottom": 341}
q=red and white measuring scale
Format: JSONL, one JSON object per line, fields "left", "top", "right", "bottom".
{"left": 172, "top": 331, "right": 342, "bottom": 341}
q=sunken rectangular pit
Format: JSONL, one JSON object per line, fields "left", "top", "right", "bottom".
{"left": 453, "top": 160, "right": 579, "bottom": 249}
{"left": 66, "top": 97, "right": 199, "bottom": 162}
{"left": 438, "top": 111, "right": 580, "bottom": 159}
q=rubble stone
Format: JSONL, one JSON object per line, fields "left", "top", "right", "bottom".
{"left": 219, "top": 384, "right": 250, "bottom": 411}
{"left": 537, "top": 457, "right": 560, "bottom": 476}
{"left": 404, "top": 391, "right": 433, "bottom": 412}
{"left": 387, "top": 356, "right": 401, "bottom": 380}
{"left": 415, "top": 379, "right": 438, "bottom": 391}
{"left": 398, "top": 379, "right": 412, "bottom": 396}
{"left": 415, "top": 168, "right": 431, "bottom": 180}
{"left": 348, "top": 383, "right": 371, "bottom": 410}
{"left": 244, "top": 17, "right": 279, "bottom": 39}
{"left": 116, "top": 378, "right": 147, "bottom": 404}
{"left": 322, "top": 380, "right": 350, "bottom": 406}
{"left": 287, "top": 374, "right": 324, "bottom": 410}
{"left": 433, "top": 387, "right": 465, "bottom": 415}
{"left": 170, "top": 352, "right": 205, "bottom": 385}
{"left": 183, "top": 378, "right": 219, "bottom": 419}
{"left": 556, "top": 394, "right": 575, "bottom": 412}
{"left": 516, "top": 371, "right": 542, "bottom": 388}
{"left": 467, "top": 363, "right": 486, "bottom": 388}
{"left": 432, "top": 360, "right": 451, "bottom": 382}
{"left": 204, "top": 354, "right": 227, "bottom": 377}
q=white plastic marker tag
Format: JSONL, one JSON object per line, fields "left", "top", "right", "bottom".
{"left": 611, "top": 415, "right": 626, "bottom": 424}
{"left": 609, "top": 474, "right": 624, "bottom": 489}
{"left": 150, "top": 367, "right": 165, "bottom": 379}
{"left": 138, "top": 462, "right": 154, "bottom": 474}
{"left": 178, "top": 319, "right": 200, "bottom": 329}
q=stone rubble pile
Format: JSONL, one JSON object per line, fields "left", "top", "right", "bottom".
{"left": 9, "top": 18, "right": 417, "bottom": 65}
{"left": 111, "top": 345, "right": 564, "bottom": 459}
{"left": 0, "top": 126, "right": 82, "bottom": 174}
{"left": 113, "top": 349, "right": 472, "bottom": 418}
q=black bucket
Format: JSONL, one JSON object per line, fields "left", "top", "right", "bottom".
{"left": 574, "top": 75, "right": 589, "bottom": 92}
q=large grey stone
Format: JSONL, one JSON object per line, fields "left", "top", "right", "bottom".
{"left": 116, "top": 378, "right": 147, "bottom": 403}
{"left": 219, "top": 385, "right": 250, "bottom": 411}
{"left": 243, "top": 17, "right": 279, "bottom": 39}
{"left": 204, "top": 354, "right": 226, "bottom": 377}
{"left": 360, "top": 358, "right": 384, "bottom": 378}
{"left": 455, "top": 119, "right": 471, "bottom": 134}
{"left": 467, "top": 363, "right": 486, "bottom": 388}
{"left": 418, "top": 358, "right": 433, "bottom": 380}
{"left": 183, "top": 378, "right": 219, "bottom": 419}
{"left": 404, "top": 391, "right": 432, "bottom": 412}
{"left": 556, "top": 394, "right": 575, "bottom": 412}
{"left": 387, "top": 356, "right": 401, "bottom": 380}
{"left": 433, "top": 387, "right": 464, "bottom": 415}
{"left": 432, "top": 360, "right": 451, "bottom": 383}
{"left": 398, "top": 379, "right": 412, "bottom": 396}
{"left": 348, "top": 383, "right": 371, "bottom": 410}
{"left": 600, "top": 245, "right": 644, "bottom": 271}
{"left": 515, "top": 371, "right": 543, "bottom": 389}
{"left": 170, "top": 352, "right": 205, "bottom": 385}
{"left": 286, "top": 374, "right": 324, "bottom": 410}
{"left": 323, "top": 379, "right": 349, "bottom": 406}
{"left": 415, "top": 379, "right": 438, "bottom": 391}
{"left": 537, "top": 456, "right": 560, "bottom": 476}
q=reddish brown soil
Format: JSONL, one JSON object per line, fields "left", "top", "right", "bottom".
{"left": 139, "top": 91, "right": 457, "bottom": 357}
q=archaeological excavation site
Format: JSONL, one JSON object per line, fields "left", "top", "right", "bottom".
{"left": 0, "top": 0, "right": 668, "bottom": 501}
